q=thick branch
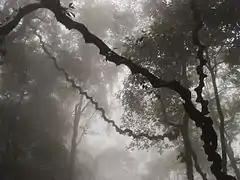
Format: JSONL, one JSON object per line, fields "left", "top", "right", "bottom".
{"left": 190, "top": 0, "right": 209, "bottom": 115}
{"left": 190, "top": 0, "right": 235, "bottom": 179}
{"left": 34, "top": 32, "right": 174, "bottom": 142}
{"left": 1, "top": 2, "right": 236, "bottom": 179}
{"left": 0, "top": 3, "right": 42, "bottom": 36}
{"left": 208, "top": 61, "right": 227, "bottom": 173}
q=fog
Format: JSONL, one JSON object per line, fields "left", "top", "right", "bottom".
{"left": 1, "top": 0, "right": 240, "bottom": 180}
{"left": 0, "top": 0, "right": 155, "bottom": 179}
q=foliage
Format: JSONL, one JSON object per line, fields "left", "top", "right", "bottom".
{"left": 119, "top": 0, "right": 240, "bottom": 178}
{"left": 0, "top": 0, "right": 136, "bottom": 179}
{"left": 1, "top": 0, "right": 240, "bottom": 179}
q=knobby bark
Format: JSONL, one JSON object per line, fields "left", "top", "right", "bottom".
{"left": 159, "top": 89, "right": 207, "bottom": 180}
{"left": 182, "top": 58, "right": 207, "bottom": 180}
{"left": 0, "top": 0, "right": 236, "bottom": 179}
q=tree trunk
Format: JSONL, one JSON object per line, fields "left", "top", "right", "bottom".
{"left": 226, "top": 138, "right": 240, "bottom": 180}
{"left": 181, "top": 113, "right": 194, "bottom": 180}
{"left": 213, "top": 120, "right": 240, "bottom": 180}
{"left": 69, "top": 96, "right": 84, "bottom": 180}
{"left": 206, "top": 80, "right": 240, "bottom": 179}
{"left": 208, "top": 65, "right": 227, "bottom": 173}
{"left": 181, "top": 59, "right": 194, "bottom": 180}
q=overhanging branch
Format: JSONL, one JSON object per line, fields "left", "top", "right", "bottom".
{"left": 0, "top": 3, "right": 42, "bottom": 36}
{"left": 34, "top": 31, "right": 175, "bottom": 142}
{"left": 190, "top": 0, "right": 235, "bottom": 179}
{"left": 0, "top": 1, "right": 236, "bottom": 179}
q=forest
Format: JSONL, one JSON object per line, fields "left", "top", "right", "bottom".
{"left": 0, "top": 0, "right": 240, "bottom": 180}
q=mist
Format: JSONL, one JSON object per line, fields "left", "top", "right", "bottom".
{"left": 1, "top": 0, "right": 240, "bottom": 180}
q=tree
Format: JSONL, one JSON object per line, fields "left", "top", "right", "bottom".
{"left": 0, "top": 0, "right": 238, "bottom": 180}
{"left": 119, "top": 0, "right": 240, "bottom": 179}
{"left": 0, "top": 0, "right": 122, "bottom": 179}
{"left": 0, "top": 8, "right": 70, "bottom": 180}
{"left": 29, "top": 2, "right": 135, "bottom": 179}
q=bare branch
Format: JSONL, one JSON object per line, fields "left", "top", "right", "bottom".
{"left": 1, "top": 2, "right": 236, "bottom": 179}
{"left": 190, "top": 0, "right": 209, "bottom": 115}
{"left": 0, "top": 3, "right": 198, "bottom": 121}
{"left": 0, "top": 3, "right": 42, "bottom": 37}
{"left": 33, "top": 31, "right": 175, "bottom": 142}
{"left": 190, "top": 0, "right": 235, "bottom": 179}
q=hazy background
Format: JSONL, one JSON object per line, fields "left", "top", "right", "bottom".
{"left": 1, "top": 0, "right": 240, "bottom": 180}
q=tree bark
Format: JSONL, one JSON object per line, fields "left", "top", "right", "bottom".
{"left": 69, "top": 96, "right": 84, "bottom": 180}
{"left": 226, "top": 137, "right": 240, "bottom": 180}
{"left": 181, "top": 113, "right": 194, "bottom": 180}
{"left": 206, "top": 80, "right": 240, "bottom": 180}
{"left": 181, "top": 60, "right": 194, "bottom": 180}
{"left": 190, "top": 145, "right": 208, "bottom": 180}
{"left": 208, "top": 65, "right": 227, "bottom": 173}
{"left": 0, "top": 2, "right": 237, "bottom": 179}
{"left": 214, "top": 120, "right": 240, "bottom": 180}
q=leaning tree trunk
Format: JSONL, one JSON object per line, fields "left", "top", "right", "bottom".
{"left": 159, "top": 89, "right": 195, "bottom": 180}
{"left": 182, "top": 59, "right": 194, "bottom": 180}
{"left": 211, "top": 113, "right": 240, "bottom": 180}
{"left": 208, "top": 64, "right": 227, "bottom": 173}
{"left": 226, "top": 136, "right": 240, "bottom": 180}
{"left": 181, "top": 113, "right": 194, "bottom": 180}
{"left": 206, "top": 79, "right": 240, "bottom": 180}
{"left": 213, "top": 119, "right": 240, "bottom": 180}
{"left": 69, "top": 96, "right": 84, "bottom": 180}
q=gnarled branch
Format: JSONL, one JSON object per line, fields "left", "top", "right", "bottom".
{"left": 0, "top": 1, "right": 236, "bottom": 179}
{"left": 34, "top": 31, "right": 175, "bottom": 142}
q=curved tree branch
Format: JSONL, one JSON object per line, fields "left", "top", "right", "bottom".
{"left": 0, "top": 1, "right": 236, "bottom": 179}
{"left": 0, "top": 3, "right": 43, "bottom": 36}
{"left": 34, "top": 31, "right": 176, "bottom": 142}
{"left": 190, "top": 0, "right": 235, "bottom": 179}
